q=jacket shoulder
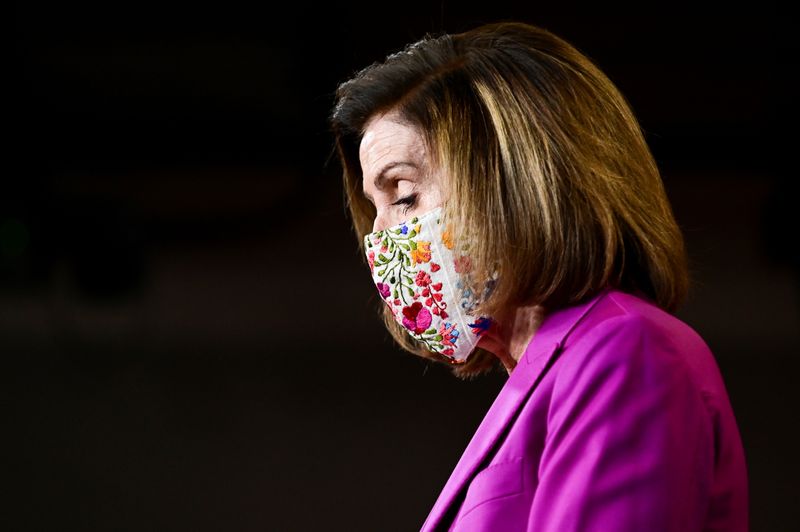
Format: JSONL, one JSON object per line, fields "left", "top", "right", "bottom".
{"left": 568, "top": 289, "right": 710, "bottom": 354}
{"left": 557, "top": 289, "right": 719, "bottom": 404}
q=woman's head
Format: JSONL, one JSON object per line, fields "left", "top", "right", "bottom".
{"left": 331, "top": 21, "right": 689, "bottom": 378}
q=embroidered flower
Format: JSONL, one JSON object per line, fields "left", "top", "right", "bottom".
{"left": 411, "top": 240, "right": 431, "bottom": 264}
{"left": 402, "top": 302, "right": 432, "bottom": 334}
{"left": 439, "top": 322, "right": 459, "bottom": 346}
{"left": 376, "top": 282, "right": 391, "bottom": 299}
{"left": 400, "top": 224, "right": 408, "bottom": 235}
{"left": 441, "top": 224, "right": 454, "bottom": 250}
{"left": 454, "top": 255, "right": 471, "bottom": 274}
{"left": 368, "top": 250, "right": 375, "bottom": 272}
{"left": 415, "top": 270, "right": 432, "bottom": 287}
{"left": 430, "top": 262, "right": 441, "bottom": 272}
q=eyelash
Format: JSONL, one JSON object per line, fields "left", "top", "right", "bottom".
{"left": 393, "top": 194, "right": 417, "bottom": 214}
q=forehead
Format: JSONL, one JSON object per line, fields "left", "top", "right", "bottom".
{"left": 359, "top": 112, "right": 426, "bottom": 174}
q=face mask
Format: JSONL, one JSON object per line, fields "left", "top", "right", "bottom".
{"left": 363, "top": 206, "right": 497, "bottom": 364}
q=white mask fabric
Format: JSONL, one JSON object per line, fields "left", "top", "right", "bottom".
{"left": 363, "top": 206, "right": 497, "bottom": 363}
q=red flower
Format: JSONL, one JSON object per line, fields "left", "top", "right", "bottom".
{"left": 430, "top": 262, "right": 441, "bottom": 272}
{"left": 431, "top": 282, "right": 443, "bottom": 291}
{"left": 415, "top": 270, "right": 432, "bottom": 287}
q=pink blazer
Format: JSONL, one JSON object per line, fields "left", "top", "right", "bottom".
{"left": 421, "top": 287, "right": 748, "bottom": 531}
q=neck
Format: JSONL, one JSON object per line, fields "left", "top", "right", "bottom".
{"left": 477, "top": 304, "right": 547, "bottom": 375}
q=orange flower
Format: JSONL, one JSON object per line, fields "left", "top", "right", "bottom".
{"left": 441, "top": 224, "right": 454, "bottom": 249}
{"left": 411, "top": 240, "right": 432, "bottom": 264}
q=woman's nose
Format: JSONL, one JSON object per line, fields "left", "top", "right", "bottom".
{"left": 372, "top": 209, "right": 394, "bottom": 233}
{"left": 372, "top": 213, "right": 386, "bottom": 234}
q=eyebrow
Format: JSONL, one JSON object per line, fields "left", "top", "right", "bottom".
{"left": 363, "top": 161, "right": 418, "bottom": 205}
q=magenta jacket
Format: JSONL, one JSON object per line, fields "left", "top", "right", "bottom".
{"left": 421, "top": 287, "right": 748, "bottom": 531}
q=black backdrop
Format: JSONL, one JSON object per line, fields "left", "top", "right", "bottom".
{"left": 8, "top": 2, "right": 797, "bottom": 531}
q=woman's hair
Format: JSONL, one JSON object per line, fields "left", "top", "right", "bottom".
{"left": 330, "top": 21, "right": 689, "bottom": 379}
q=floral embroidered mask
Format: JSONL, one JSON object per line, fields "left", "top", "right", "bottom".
{"left": 363, "top": 206, "right": 497, "bottom": 364}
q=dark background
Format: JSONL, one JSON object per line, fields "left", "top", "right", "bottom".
{"left": 8, "top": 2, "right": 797, "bottom": 531}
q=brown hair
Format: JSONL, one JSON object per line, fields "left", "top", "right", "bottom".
{"left": 330, "top": 21, "right": 689, "bottom": 379}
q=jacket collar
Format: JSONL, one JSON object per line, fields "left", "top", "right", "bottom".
{"left": 421, "top": 286, "right": 613, "bottom": 531}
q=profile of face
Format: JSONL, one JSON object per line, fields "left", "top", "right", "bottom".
{"left": 359, "top": 110, "right": 446, "bottom": 232}
{"left": 359, "top": 110, "right": 498, "bottom": 364}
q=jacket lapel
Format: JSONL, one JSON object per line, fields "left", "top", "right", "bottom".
{"left": 421, "top": 287, "right": 612, "bottom": 531}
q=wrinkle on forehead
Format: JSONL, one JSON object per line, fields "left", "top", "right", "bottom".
{"left": 359, "top": 112, "right": 428, "bottom": 179}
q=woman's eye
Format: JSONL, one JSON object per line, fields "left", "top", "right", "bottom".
{"left": 394, "top": 194, "right": 417, "bottom": 214}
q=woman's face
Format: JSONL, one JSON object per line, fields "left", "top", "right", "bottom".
{"left": 360, "top": 111, "right": 446, "bottom": 233}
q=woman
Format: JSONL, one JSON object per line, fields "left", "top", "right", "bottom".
{"left": 330, "top": 22, "right": 748, "bottom": 531}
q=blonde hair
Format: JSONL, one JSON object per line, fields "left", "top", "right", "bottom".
{"left": 330, "top": 22, "right": 689, "bottom": 379}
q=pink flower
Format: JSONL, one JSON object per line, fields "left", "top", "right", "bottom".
{"left": 401, "top": 302, "right": 432, "bottom": 334}
{"left": 375, "top": 282, "right": 390, "bottom": 299}
{"left": 454, "top": 255, "right": 471, "bottom": 274}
